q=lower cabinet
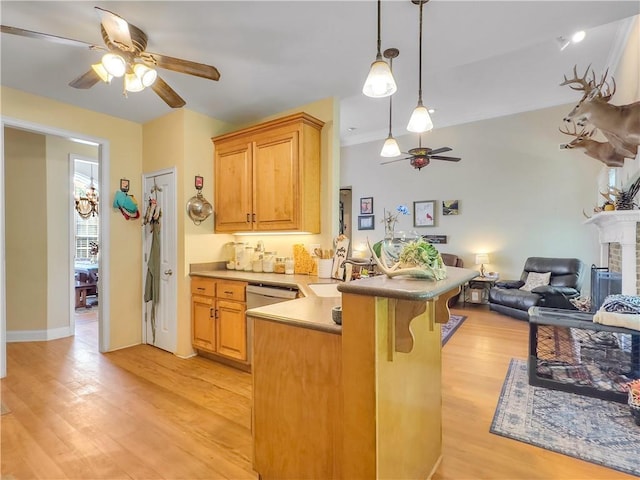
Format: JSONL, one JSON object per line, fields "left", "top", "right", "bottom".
{"left": 191, "top": 277, "right": 249, "bottom": 366}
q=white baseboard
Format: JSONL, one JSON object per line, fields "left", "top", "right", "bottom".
{"left": 7, "top": 326, "right": 72, "bottom": 342}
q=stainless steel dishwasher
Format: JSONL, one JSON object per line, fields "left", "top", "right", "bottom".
{"left": 246, "top": 284, "right": 298, "bottom": 365}
{"left": 246, "top": 284, "right": 298, "bottom": 309}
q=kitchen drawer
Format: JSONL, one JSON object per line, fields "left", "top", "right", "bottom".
{"left": 217, "top": 281, "right": 247, "bottom": 302}
{"left": 191, "top": 277, "right": 216, "bottom": 297}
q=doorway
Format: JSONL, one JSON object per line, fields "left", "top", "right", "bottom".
{"left": 142, "top": 169, "right": 177, "bottom": 353}
{"left": 0, "top": 118, "right": 111, "bottom": 378}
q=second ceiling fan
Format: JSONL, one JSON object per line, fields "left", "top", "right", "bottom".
{"left": 1, "top": 6, "right": 220, "bottom": 108}
{"left": 381, "top": 137, "right": 461, "bottom": 171}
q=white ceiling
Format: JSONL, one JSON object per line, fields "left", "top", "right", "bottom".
{"left": 1, "top": 1, "right": 638, "bottom": 148}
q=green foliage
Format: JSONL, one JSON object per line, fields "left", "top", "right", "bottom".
{"left": 398, "top": 239, "right": 444, "bottom": 270}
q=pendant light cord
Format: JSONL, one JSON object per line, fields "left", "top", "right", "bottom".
{"left": 417, "top": 0, "right": 424, "bottom": 104}
{"left": 388, "top": 57, "right": 394, "bottom": 135}
{"left": 376, "top": 0, "right": 382, "bottom": 58}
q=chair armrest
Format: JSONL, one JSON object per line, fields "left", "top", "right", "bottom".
{"left": 494, "top": 280, "right": 524, "bottom": 289}
{"left": 531, "top": 285, "right": 579, "bottom": 296}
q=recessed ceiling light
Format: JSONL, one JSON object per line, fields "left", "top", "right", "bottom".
{"left": 571, "top": 30, "right": 586, "bottom": 43}
{"left": 427, "top": 108, "right": 436, "bottom": 114}
{"left": 347, "top": 127, "right": 357, "bottom": 132}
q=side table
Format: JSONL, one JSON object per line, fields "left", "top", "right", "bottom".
{"left": 463, "top": 276, "right": 499, "bottom": 305}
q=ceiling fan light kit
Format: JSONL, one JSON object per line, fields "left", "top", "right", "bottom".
{"left": 91, "top": 63, "right": 113, "bottom": 83}
{"left": 133, "top": 63, "right": 157, "bottom": 87}
{"left": 362, "top": 0, "right": 397, "bottom": 98}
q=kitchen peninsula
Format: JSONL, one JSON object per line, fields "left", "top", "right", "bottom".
{"left": 248, "top": 267, "right": 477, "bottom": 480}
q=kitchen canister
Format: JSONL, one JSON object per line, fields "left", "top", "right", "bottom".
{"left": 262, "top": 252, "right": 275, "bottom": 273}
{"left": 318, "top": 258, "right": 333, "bottom": 279}
{"left": 284, "top": 257, "right": 295, "bottom": 275}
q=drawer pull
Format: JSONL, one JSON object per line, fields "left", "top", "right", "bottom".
{"left": 224, "top": 290, "right": 234, "bottom": 295}
{"left": 197, "top": 287, "right": 205, "bottom": 291}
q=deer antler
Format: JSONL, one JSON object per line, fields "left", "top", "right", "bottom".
{"left": 559, "top": 123, "right": 593, "bottom": 139}
{"left": 560, "top": 64, "right": 594, "bottom": 95}
{"left": 596, "top": 70, "right": 617, "bottom": 101}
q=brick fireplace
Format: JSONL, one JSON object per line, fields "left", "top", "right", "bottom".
{"left": 585, "top": 211, "right": 640, "bottom": 295}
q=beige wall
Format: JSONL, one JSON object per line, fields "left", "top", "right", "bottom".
{"left": 2, "top": 86, "right": 143, "bottom": 350}
{"left": 5, "top": 128, "right": 47, "bottom": 331}
{"left": 341, "top": 103, "right": 603, "bottom": 282}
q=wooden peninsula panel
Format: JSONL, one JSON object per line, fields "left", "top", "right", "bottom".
{"left": 251, "top": 317, "right": 342, "bottom": 479}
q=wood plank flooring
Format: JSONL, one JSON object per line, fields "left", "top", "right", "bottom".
{"left": 1, "top": 306, "right": 635, "bottom": 479}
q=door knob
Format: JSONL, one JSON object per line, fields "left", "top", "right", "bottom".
{"left": 164, "top": 269, "right": 173, "bottom": 276}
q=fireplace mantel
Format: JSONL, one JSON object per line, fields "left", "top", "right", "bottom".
{"left": 584, "top": 210, "right": 640, "bottom": 295}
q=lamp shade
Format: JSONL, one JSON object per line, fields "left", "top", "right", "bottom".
{"left": 407, "top": 103, "right": 434, "bottom": 133}
{"left": 380, "top": 135, "right": 401, "bottom": 157}
{"left": 475, "top": 253, "right": 489, "bottom": 265}
{"left": 124, "top": 73, "right": 145, "bottom": 92}
{"left": 101, "top": 53, "right": 126, "bottom": 77}
{"left": 362, "top": 58, "right": 397, "bottom": 98}
{"left": 91, "top": 63, "right": 113, "bottom": 83}
{"left": 133, "top": 63, "right": 158, "bottom": 87}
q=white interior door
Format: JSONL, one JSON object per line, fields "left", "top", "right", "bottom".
{"left": 143, "top": 169, "right": 177, "bottom": 353}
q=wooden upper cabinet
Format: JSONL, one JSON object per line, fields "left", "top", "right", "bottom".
{"left": 213, "top": 112, "right": 324, "bottom": 233}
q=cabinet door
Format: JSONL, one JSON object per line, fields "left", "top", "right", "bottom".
{"left": 214, "top": 141, "right": 253, "bottom": 232}
{"left": 216, "top": 299, "right": 247, "bottom": 361}
{"left": 253, "top": 131, "right": 299, "bottom": 231}
{"left": 192, "top": 295, "right": 215, "bottom": 352}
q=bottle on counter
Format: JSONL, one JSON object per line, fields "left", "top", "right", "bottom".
{"left": 225, "top": 242, "right": 236, "bottom": 270}
{"left": 284, "top": 257, "right": 295, "bottom": 275}
{"left": 234, "top": 242, "right": 247, "bottom": 270}
{"left": 252, "top": 251, "right": 263, "bottom": 273}
{"left": 262, "top": 252, "right": 275, "bottom": 273}
{"left": 243, "top": 246, "right": 254, "bottom": 271}
{"left": 274, "top": 256, "right": 286, "bottom": 274}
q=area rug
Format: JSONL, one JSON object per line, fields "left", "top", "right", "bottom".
{"left": 490, "top": 359, "right": 640, "bottom": 477}
{"left": 441, "top": 315, "right": 466, "bottom": 346}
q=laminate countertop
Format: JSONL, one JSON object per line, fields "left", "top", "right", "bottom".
{"left": 190, "top": 265, "right": 477, "bottom": 335}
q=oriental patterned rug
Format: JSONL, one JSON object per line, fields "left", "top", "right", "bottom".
{"left": 441, "top": 315, "right": 466, "bottom": 346}
{"left": 490, "top": 359, "right": 640, "bottom": 477}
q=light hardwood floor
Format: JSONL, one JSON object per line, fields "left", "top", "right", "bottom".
{"left": 1, "top": 306, "right": 635, "bottom": 479}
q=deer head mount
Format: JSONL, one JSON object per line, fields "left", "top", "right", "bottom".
{"left": 559, "top": 123, "right": 625, "bottom": 168}
{"left": 560, "top": 65, "right": 640, "bottom": 150}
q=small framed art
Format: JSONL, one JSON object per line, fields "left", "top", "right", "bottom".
{"left": 443, "top": 200, "right": 459, "bottom": 215}
{"left": 360, "top": 197, "right": 373, "bottom": 215}
{"left": 119, "top": 178, "right": 130, "bottom": 193}
{"left": 358, "top": 215, "right": 375, "bottom": 230}
{"left": 413, "top": 200, "right": 436, "bottom": 227}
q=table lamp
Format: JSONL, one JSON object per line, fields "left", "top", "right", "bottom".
{"left": 475, "top": 253, "right": 489, "bottom": 277}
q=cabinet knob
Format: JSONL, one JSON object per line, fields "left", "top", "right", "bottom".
{"left": 164, "top": 269, "right": 173, "bottom": 276}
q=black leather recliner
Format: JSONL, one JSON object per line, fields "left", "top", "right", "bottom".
{"left": 489, "top": 257, "right": 585, "bottom": 321}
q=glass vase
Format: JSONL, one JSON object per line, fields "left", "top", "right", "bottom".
{"left": 381, "top": 230, "right": 420, "bottom": 266}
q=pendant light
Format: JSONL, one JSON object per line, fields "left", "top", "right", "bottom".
{"left": 362, "top": 0, "right": 397, "bottom": 98}
{"left": 380, "top": 48, "right": 401, "bottom": 157}
{"left": 407, "top": 0, "right": 433, "bottom": 133}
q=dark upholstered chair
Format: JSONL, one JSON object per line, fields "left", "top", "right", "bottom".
{"left": 441, "top": 253, "right": 464, "bottom": 307}
{"left": 488, "top": 257, "right": 585, "bottom": 321}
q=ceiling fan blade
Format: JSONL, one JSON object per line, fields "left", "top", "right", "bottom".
{"left": 151, "top": 76, "right": 186, "bottom": 108}
{"left": 429, "top": 147, "right": 452, "bottom": 155}
{"left": 430, "top": 155, "right": 461, "bottom": 162}
{"left": 380, "top": 158, "right": 410, "bottom": 165}
{"left": 95, "top": 6, "right": 132, "bottom": 49}
{"left": 146, "top": 52, "right": 220, "bottom": 81}
{"left": 0, "top": 25, "right": 102, "bottom": 50}
{"left": 69, "top": 69, "right": 101, "bottom": 89}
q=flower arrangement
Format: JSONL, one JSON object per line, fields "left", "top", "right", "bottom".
{"left": 383, "top": 204, "right": 409, "bottom": 236}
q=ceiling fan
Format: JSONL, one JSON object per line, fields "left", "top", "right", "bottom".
{"left": 381, "top": 137, "right": 461, "bottom": 170}
{"left": 0, "top": 6, "right": 220, "bottom": 108}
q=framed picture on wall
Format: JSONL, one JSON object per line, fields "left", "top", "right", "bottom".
{"left": 442, "top": 200, "right": 459, "bottom": 215}
{"left": 358, "top": 215, "right": 375, "bottom": 230}
{"left": 413, "top": 200, "right": 436, "bottom": 227}
{"left": 360, "top": 197, "right": 374, "bottom": 215}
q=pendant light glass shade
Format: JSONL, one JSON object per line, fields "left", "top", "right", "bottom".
{"left": 124, "top": 72, "right": 145, "bottom": 92}
{"left": 101, "top": 53, "right": 126, "bottom": 77}
{"left": 362, "top": 0, "right": 396, "bottom": 98}
{"left": 363, "top": 56, "right": 397, "bottom": 98}
{"left": 91, "top": 63, "right": 113, "bottom": 83}
{"left": 380, "top": 135, "right": 401, "bottom": 157}
{"left": 407, "top": 102, "right": 433, "bottom": 133}
{"left": 133, "top": 63, "right": 158, "bottom": 87}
